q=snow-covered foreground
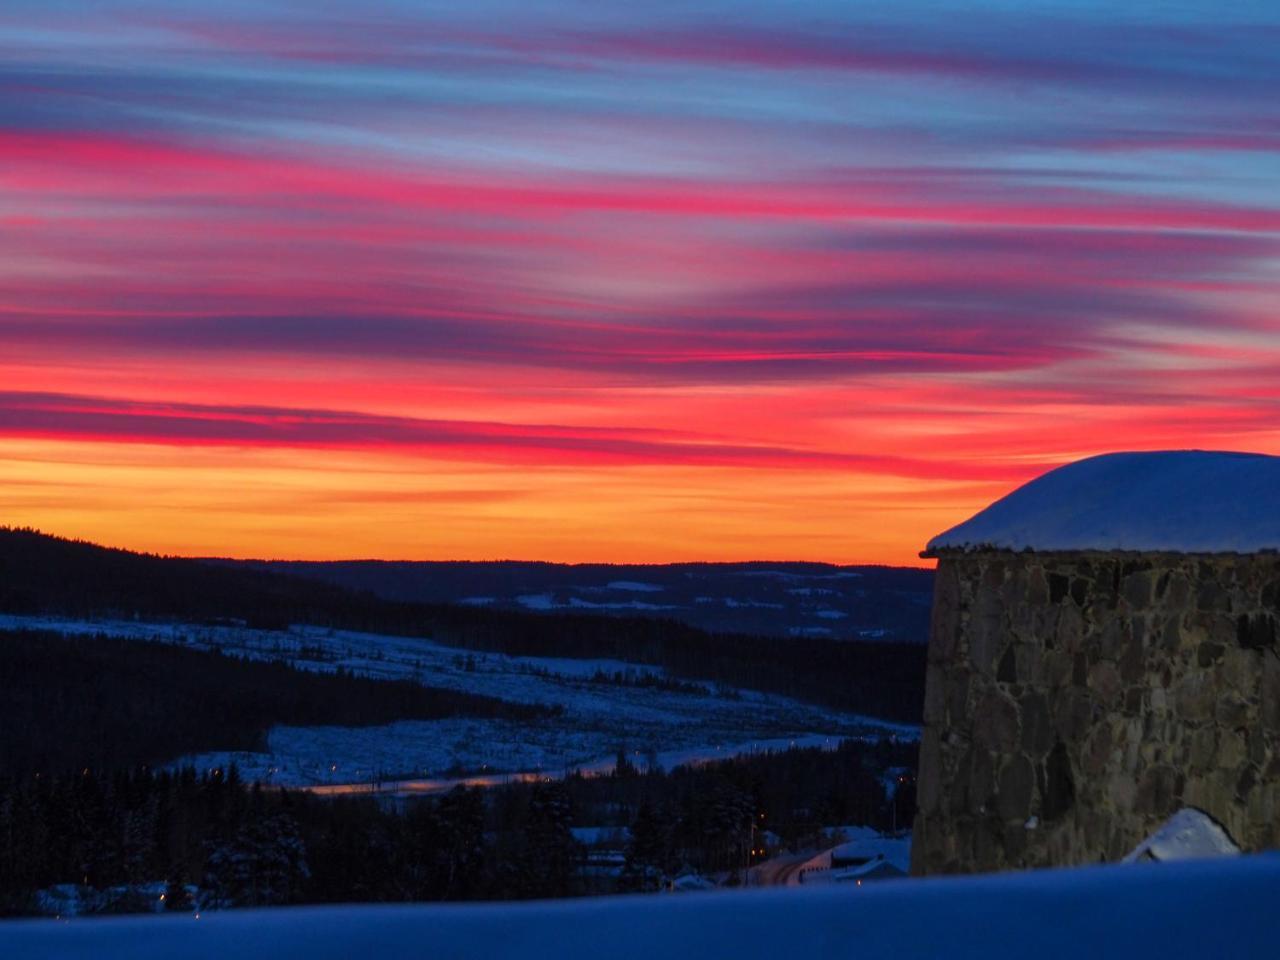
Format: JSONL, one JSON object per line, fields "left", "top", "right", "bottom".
{"left": 5, "top": 855, "right": 1277, "bottom": 960}
{"left": 0, "top": 614, "right": 911, "bottom": 786}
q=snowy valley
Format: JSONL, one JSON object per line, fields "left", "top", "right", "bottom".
{"left": 0, "top": 613, "right": 911, "bottom": 790}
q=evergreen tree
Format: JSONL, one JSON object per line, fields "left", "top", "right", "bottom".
{"left": 510, "top": 783, "right": 577, "bottom": 899}
{"left": 620, "top": 800, "right": 669, "bottom": 892}
{"left": 613, "top": 746, "right": 637, "bottom": 779}
{"left": 699, "top": 780, "right": 755, "bottom": 875}
{"left": 204, "top": 812, "right": 309, "bottom": 908}
{"left": 164, "top": 871, "right": 194, "bottom": 912}
{"left": 432, "top": 787, "right": 485, "bottom": 899}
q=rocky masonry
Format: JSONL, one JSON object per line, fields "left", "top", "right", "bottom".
{"left": 911, "top": 550, "right": 1280, "bottom": 874}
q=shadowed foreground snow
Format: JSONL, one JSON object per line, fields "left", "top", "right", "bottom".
{"left": 4, "top": 854, "right": 1277, "bottom": 960}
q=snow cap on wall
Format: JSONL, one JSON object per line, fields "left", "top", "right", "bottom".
{"left": 925, "top": 451, "right": 1280, "bottom": 556}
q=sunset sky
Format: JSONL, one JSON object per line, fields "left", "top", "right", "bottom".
{"left": 2, "top": 0, "right": 1278, "bottom": 564}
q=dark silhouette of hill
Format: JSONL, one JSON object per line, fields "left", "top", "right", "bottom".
{"left": 0, "top": 528, "right": 927, "bottom": 723}
{"left": 227, "top": 558, "right": 934, "bottom": 643}
{"left": 0, "top": 628, "right": 551, "bottom": 777}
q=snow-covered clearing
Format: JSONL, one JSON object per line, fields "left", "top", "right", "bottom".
{"left": 0, "top": 614, "right": 911, "bottom": 787}
{"left": 516, "top": 593, "right": 677, "bottom": 612}
{"left": 4, "top": 854, "right": 1276, "bottom": 960}
{"left": 604, "top": 580, "right": 664, "bottom": 592}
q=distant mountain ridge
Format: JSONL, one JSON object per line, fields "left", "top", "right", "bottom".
{"left": 0, "top": 528, "right": 929, "bottom": 723}
{"left": 223, "top": 559, "right": 934, "bottom": 644}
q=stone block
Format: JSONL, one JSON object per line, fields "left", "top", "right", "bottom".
{"left": 1134, "top": 764, "right": 1181, "bottom": 817}
{"left": 1040, "top": 742, "right": 1076, "bottom": 821}
{"left": 923, "top": 663, "right": 946, "bottom": 723}
{"left": 1188, "top": 727, "right": 1217, "bottom": 774}
{"left": 997, "top": 754, "right": 1035, "bottom": 820}
{"left": 1020, "top": 691, "right": 1054, "bottom": 758}
{"left": 1056, "top": 602, "right": 1085, "bottom": 653}
{"left": 1220, "top": 646, "right": 1259, "bottom": 694}
{"left": 1174, "top": 672, "right": 1216, "bottom": 723}
{"left": 945, "top": 668, "right": 971, "bottom": 724}
{"left": 1216, "top": 728, "right": 1248, "bottom": 770}
{"left": 1014, "top": 641, "right": 1044, "bottom": 684}
{"left": 1097, "top": 618, "right": 1129, "bottom": 660}
{"left": 1082, "top": 723, "right": 1114, "bottom": 778}
{"left": 1087, "top": 660, "right": 1123, "bottom": 707}
{"left": 970, "top": 604, "right": 1006, "bottom": 678}
{"left": 973, "top": 690, "right": 1021, "bottom": 753}
{"left": 1052, "top": 687, "right": 1094, "bottom": 742}
{"left": 1027, "top": 567, "right": 1049, "bottom": 606}
{"left": 964, "top": 748, "right": 996, "bottom": 816}
{"left": 1214, "top": 695, "right": 1250, "bottom": 728}
{"left": 1122, "top": 570, "right": 1155, "bottom": 610}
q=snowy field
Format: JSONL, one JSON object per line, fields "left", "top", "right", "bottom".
{"left": 0, "top": 614, "right": 912, "bottom": 787}
{"left": 3, "top": 854, "right": 1276, "bottom": 960}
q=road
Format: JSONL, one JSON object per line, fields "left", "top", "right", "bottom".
{"left": 297, "top": 770, "right": 549, "bottom": 798}
{"left": 285, "top": 735, "right": 851, "bottom": 799}
{"left": 748, "top": 851, "right": 821, "bottom": 887}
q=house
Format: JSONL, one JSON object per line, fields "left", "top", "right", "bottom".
{"left": 829, "top": 854, "right": 907, "bottom": 883}
{"left": 911, "top": 451, "right": 1280, "bottom": 874}
{"left": 793, "top": 827, "right": 911, "bottom": 885}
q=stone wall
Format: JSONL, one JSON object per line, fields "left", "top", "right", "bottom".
{"left": 911, "top": 550, "right": 1280, "bottom": 875}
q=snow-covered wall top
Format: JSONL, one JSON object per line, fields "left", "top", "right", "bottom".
{"left": 926, "top": 451, "right": 1280, "bottom": 555}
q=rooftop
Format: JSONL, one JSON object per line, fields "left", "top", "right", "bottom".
{"left": 925, "top": 450, "right": 1280, "bottom": 556}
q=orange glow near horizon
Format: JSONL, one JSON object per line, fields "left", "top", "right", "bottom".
{"left": 5, "top": 350, "right": 1280, "bottom": 565}
{"left": 3, "top": 5, "right": 1279, "bottom": 565}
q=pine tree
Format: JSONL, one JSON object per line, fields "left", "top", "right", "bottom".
{"left": 204, "top": 812, "right": 310, "bottom": 908}
{"left": 163, "top": 871, "right": 194, "bottom": 912}
{"left": 613, "top": 746, "right": 637, "bottom": 779}
{"left": 433, "top": 787, "right": 485, "bottom": 899}
{"left": 511, "top": 783, "right": 577, "bottom": 898}
{"left": 620, "top": 800, "right": 669, "bottom": 892}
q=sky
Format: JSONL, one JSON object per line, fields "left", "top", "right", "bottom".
{"left": 1, "top": 0, "right": 1278, "bottom": 565}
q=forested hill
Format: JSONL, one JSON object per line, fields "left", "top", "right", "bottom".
{"left": 0, "top": 527, "right": 353, "bottom": 626}
{"left": 0, "top": 628, "right": 550, "bottom": 777}
{"left": 0, "top": 528, "right": 928, "bottom": 724}
{"left": 226, "top": 559, "right": 934, "bottom": 644}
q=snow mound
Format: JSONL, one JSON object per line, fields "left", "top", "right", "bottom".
{"left": 4, "top": 855, "right": 1278, "bottom": 960}
{"left": 927, "top": 450, "right": 1280, "bottom": 555}
{"left": 1123, "top": 808, "right": 1240, "bottom": 863}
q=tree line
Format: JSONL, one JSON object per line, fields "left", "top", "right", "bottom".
{"left": 0, "top": 738, "right": 916, "bottom": 916}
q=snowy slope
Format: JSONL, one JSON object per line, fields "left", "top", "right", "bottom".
{"left": 927, "top": 450, "right": 1280, "bottom": 554}
{"left": 0, "top": 614, "right": 908, "bottom": 787}
{"left": 3, "top": 854, "right": 1277, "bottom": 960}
